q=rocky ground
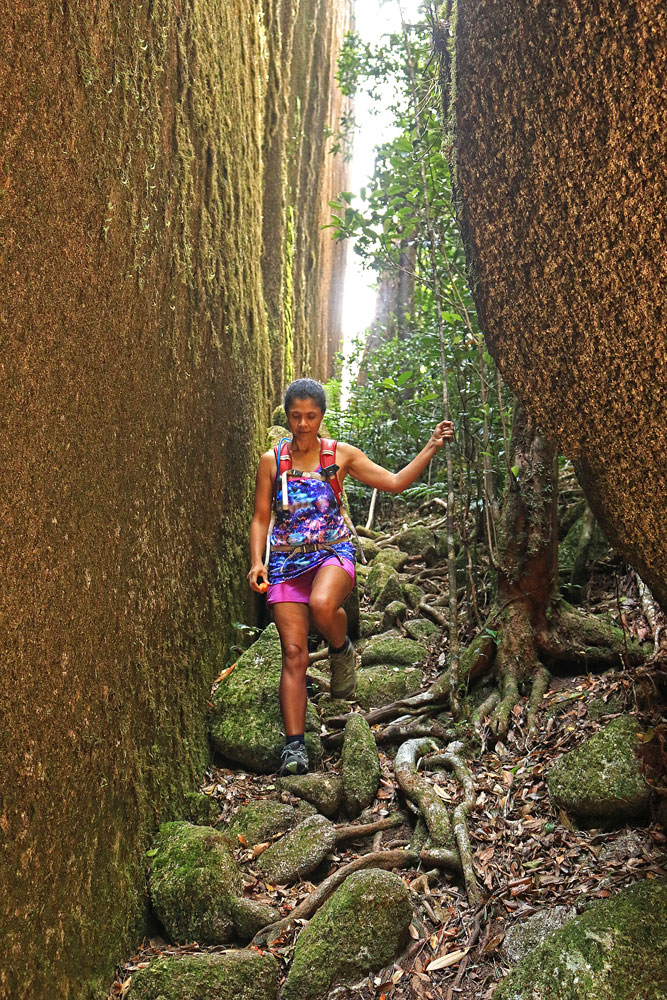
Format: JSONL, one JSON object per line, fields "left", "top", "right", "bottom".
{"left": 105, "top": 510, "right": 667, "bottom": 1000}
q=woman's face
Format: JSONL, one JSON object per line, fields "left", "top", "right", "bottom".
{"left": 287, "top": 396, "right": 324, "bottom": 438}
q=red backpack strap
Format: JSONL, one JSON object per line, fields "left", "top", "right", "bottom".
{"left": 319, "top": 437, "right": 344, "bottom": 507}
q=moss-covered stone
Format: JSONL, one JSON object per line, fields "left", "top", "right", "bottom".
{"left": 282, "top": 869, "right": 413, "bottom": 1000}
{"left": 270, "top": 405, "right": 289, "bottom": 429}
{"left": 256, "top": 814, "right": 337, "bottom": 885}
{"left": 359, "top": 537, "right": 381, "bottom": 562}
{"left": 372, "top": 548, "right": 410, "bottom": 572}
{"left": 546, "top": 717, "right": 651, "bottom": 824}
{"left": 229, "top": 897, "right": 281, "bottom": 941}
{"left": 503, "top": 906, "right": 577, "bottom": 964}
{"left": 227, "top": 800, "right": 299, "bottom": 847}
{"left": 266, "top": 425, "right": 290, "bottom": 450}
{"left": 128, "top": 950, "right": 279, "bottom": 1000}
{"left": 317, "top": 695, "right": 354, "bottom": 720}
{"left": 404, "top": 618, "right": 441, "bottom": 645}
{"left": 182, "top": 791, "right": 221, "bottom": 827}
{"left": 147, "top": 822, "right": 242, "bottom": 945}
{"left": 382, "top": 600, "right": 408, "bottom": 631}
{"left": 494, "top": 878, "right": 667, "bottom": 1000}
{"left": 587, "top": 693, "right": 625, "bottom": 720}
{"left": 402, "top": 582, "right": 425, "bottom": 609}
{"left": 209, "top": 625, "right": 322, "bottom": 773}
{"left": 341, "top": 714, "right": 381, "bottom": 816}
{"left": 374, "top": 572, "right": 405, "bottom": 611}
{"left": 277, "top": 773, "right": 344, "bottom": 818}
{"left": 361, "top": 634, "right": 425, "bottom": 667}
{"left": 395, "top": 525, "right": 435, "bottom": 555}
{"left": 359, "top": 612, "right": 383, "bottom": 638}
{"left": 356, "top": 665, "right": 423, "bottom": 710}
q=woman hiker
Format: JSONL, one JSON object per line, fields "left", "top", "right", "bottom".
{"left": 248, "top": 378, "right": 454, "bottom": 777}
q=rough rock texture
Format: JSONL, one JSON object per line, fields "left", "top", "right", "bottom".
{"left": 256, "top": 814, "right": 337, "bottom": 884}
{"left": 209, "top": 624, "right": 322, "bottom": 772}
{"left": 503, "top": 906, "right": 577, "bottom": 965}
{"left": 0, "top": 1, "right": 351, "bottom": 994}
{"left": 147, "top": 822, "right": 242, "bottom": 945}
{"left": 356, "top": 665, "right": 423, "bottom": 711}
{"left": 402, "top": 582, "right": 425, "bottom": 609}
{"left": 361, "top": 634, "right": 425, "bottom": 667}
{"left": 382, "top": 600, "right": 408, "bottom": 631}
{"left": 282, "top": 869, "right": 413, "bottom": 1000}
{"left": 228, "top": 897, "right": 281, "bottom": 941}
{"left": 341, "top": 715, "right": 381, "bottom": 816}
{"left": 395, "top": 526, "right": 435, "bottom": 555}
{"left": 128, "top": 950, "right": 279, "bottom": 1000}
{"left": 404, "top": 618, "right": 441, "bottom": 645}
{"left": 277, "top": 773, "right": 344, "bottom": 818}
{"left": 183, "top": 792, "right": 221, "bottom": 827}
{"left": 227, "top": 800, "right": 302, "bottom": 846}
{"left": 494, "top": 878, "right": 667, "bottom": 1000}
{"left": 449, "top": 0, "right": 667, "bottom": 607}
{"left": 546, "top": 717, "right": 651, "bottom": 824}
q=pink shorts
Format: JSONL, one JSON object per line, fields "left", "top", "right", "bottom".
{"left": 267, "top": 556, "right": 355, "bottom": 605}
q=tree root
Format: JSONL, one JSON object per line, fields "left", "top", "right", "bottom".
{"left": 419, "top": 846, "right": 462, "bottom": 873}
{"left": 527, "top": 665, "right": 550, "bottom": 733}
{"left": 249, "top": 848, "right": 419, "bottom": 948}
{"left": 452, "top": 803, "right": 483, "bottom": 907}
{"left": 333, "top": 813, "right": 405, "bottom": 843}
{"left": 394, "top": 738, "right": 453, "bottom": 846}
{"left": 420, "top": 744, "right": 475, "bottom": 810}
{"left": 470, "top": 689, "right": 500, "bottom": 727}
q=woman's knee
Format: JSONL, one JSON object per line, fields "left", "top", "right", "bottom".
{"left": 280, "top": 640, "right": 308, "bottom": 674}
{"left": 309, "top": 592, "right": 339, "bottom": 624}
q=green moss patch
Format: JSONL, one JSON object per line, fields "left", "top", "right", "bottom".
{"left": 256, "top": 814, "right": 337, "bottom": 885}
{"left": 227, "top": 800, "right": 299, "bottom": 847}
{"left": 128, "top": 949, "right": 279, "bottom": 1000}
{"left": 356, "top": 665, "right": 423, "bottom": 710}
{"left": 361, "top": 634, "right": 425, "bottom": 667}
{"left": 277, "top": 773, "right": 344, "bottom": 818}
{"left": 494, "top": 878, "right": 667, "bottom": 1000}
{"left": 341, "top": 714, "right": 381, "bottom": 816}
{"left": 282, "top": 869, "right": 413, "bottom": 1000}
{"left": 546, "top": 717, "right": 651, "bottom": 824}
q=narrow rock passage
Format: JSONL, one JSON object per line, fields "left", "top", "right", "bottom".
{"left": 107, "top": 511, "right": 666, "bottom": 1000}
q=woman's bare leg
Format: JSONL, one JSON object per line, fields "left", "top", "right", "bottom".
{"left": 272, "top": 601, "right": 310, "bottom": 737}
{"left": 309, "top": 565, "right": 354, "bottom": 647}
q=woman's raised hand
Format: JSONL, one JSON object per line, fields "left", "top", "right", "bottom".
{"left": 428, "top": 419, "right": 455, "bottom": 450}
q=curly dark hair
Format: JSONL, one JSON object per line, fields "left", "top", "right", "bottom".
{"left": 284, "top": 378, "right": 326, "bottom": 415}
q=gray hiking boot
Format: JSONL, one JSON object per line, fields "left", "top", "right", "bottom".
{"left": 329, "top": 636, "right": 357, "bottom": 700}
{"left": 278, "top": 741, "right": 309, "bottom": 776}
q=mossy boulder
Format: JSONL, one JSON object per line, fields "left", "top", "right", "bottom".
{"left": 277, "top": 773, "right": 344, "bottom": 818}
{"left": 382, "top": 600, "right": 408, "bottom": 630}
{"left": 372, "top": 547, "right": 410, "bottom": 572}
{"left": 402, "top": 582, "right": 425, "bottom": 609}
{"left": 494, "top": 878, "right": 667, "bottom": 1000}
{"left": 147, "top": 822, "right": 242, "bottom": 945}
{"left": 128, "top": 950, "right": 279, "bottom": 1000}
{"left": 375, "top": 572, "right": 405, "bottom": 611}
{"left": 228, "top": 897, "right": 281, "bottom": 941}
{"left": 404, "top": 618, "right": 441, "bottom": 645}
{"left": 182, "top": 791, "right": 220, "bottom": 827}
{"left": 395, "top": 525, "right": 434, "bottom": 555}
{"left": 546, "top": 716, "right": 651, "bottom": 824}
{"left": 256, "top": 814, "right": 336, "bottom": 885}
{"left": 266, "top": 425, "right": 290, "bottom": 450}
{"left": 227, "top": 800, "right": 299, "bottom": 847}
{"left": 282, "top": 869, "right": 413, "bottom": 1000}
{"left": 341, "top": 714, "right": 381, "bottom": 816}
{"left": 271, "top": 405, "right": 289, "bottom": 428}
{"left": 359, "top": 612, "right": 382, "bottom": 638}
{"left": 503, "top": 906, "right": 577, "bottom": 964}
{"left": 356, "top": 665, "right": 422, "bottom": 710}
{"left": 359, "top": 536, "right": 381, "bottom": 562}
{"left": 317, "top": 695, "right": 354, "bottom": 721}
{"left": 361, "top": 634, "right": 425, "bottom": 667}
{"left": 209, "top": 624, "right": 322, "bottom": 773}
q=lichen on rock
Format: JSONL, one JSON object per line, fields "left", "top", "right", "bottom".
{"left": 282, "top": 868, "right": 413, "bottom": 1000}
{"left": 395, "top": 525, "right": 435, "bottom": 555}
{"left": 546, "top": 716, "right": 651, "bottom": 824}
{"left": 255, "top": 814, "right": 337, "bottom": 885}
{"left": 226, "top": 799, "right": 300, "bottom": 847}
{"left": 341, "top": 714, "right": 381, "bottom": 816}
{"left": 147, "top": 822, "right": 242, "bottom": 945}
{"left": 494, "top": 878, "right": 667, "bottom": 1000}
{"left": 128, "top": 949, "right": 279, "bottom": 1000}
{"left": 277, "top": 773, "right": 344, "bottom": 818}
{"left": 355, "top": 665, "right": 422, "bottom": 710}
{"left": 361, "top": 634, "right": 425, "bottom": 667}
{"left": 209, "top": 624, "right": 322, "bottom": 773}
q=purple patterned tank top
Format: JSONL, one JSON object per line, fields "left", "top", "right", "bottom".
{"left": 268, "top": 462, "right": 356, "bottom": 584}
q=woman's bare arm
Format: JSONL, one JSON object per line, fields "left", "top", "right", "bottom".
{"left": 338, "top": 420, "right": 454, "bottom": 494}
{"left": 248, "top": 451, "right": 276, "bottom": 591}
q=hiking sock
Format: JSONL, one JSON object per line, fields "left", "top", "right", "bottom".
{"left": 329, "top": 637, "right": 349, "bottom": 655}
{"left": 285, "top": 734, "right": 305, "bottom": 747}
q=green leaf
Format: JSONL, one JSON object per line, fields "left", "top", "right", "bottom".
{"left": 145, "top": 848, "right": 159, "bottom": 857}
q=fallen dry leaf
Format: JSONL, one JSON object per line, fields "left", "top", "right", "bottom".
{"left": 427, "top": 947, "right": 469, "bottom": 971}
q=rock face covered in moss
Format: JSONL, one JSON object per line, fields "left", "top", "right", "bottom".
{"left": 209, "top": 624, "right": 322, "bottom": 772}
{"left": 341, "top": 715, "right": 381, "bottom": 816}
{"left": 0, "top": 2, "right": 350, "bottom": 995}
{"left": 148, "top": 822, "right": 242, "bottom": 945}
{"left": 494, "top": 878, "right": 667, "bottom": 1000}
{"left": 129, "top": 950, "right": 279, "bottom": 1000}
{"left": 282, "top": 869, "right": 413, "bottom": 1000}
{"left": 546, "top": 717, "right": 651, "bottom": 824}
{"left": 256, "top": 814, "right": 337, "bottom": 885}
{"left": 449, "top": 0, "right": 667, "bottom": 607}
